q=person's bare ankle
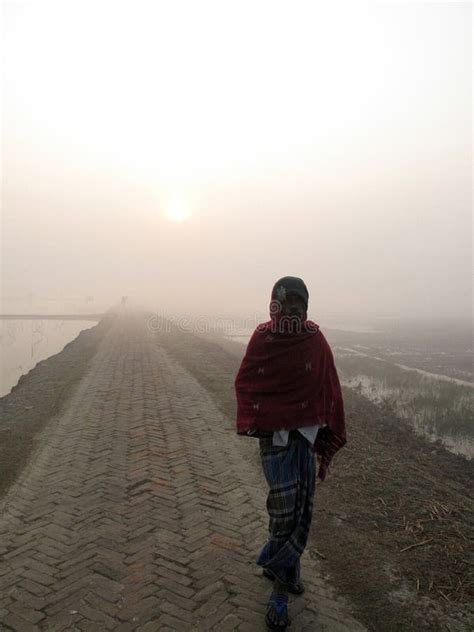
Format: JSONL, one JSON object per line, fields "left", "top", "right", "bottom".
{"left": 273, "top": 578, "right": 288, "bottom": 596}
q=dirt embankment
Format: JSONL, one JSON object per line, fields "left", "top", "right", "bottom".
{"left": 0, "top": 313, "right": 115, "bottom": 500}
{"left": 153, "top": 321, "right": 474, "bottom": 632}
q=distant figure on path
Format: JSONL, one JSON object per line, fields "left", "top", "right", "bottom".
{"left": 234, "top": 276, "right": 347, "bottom": 630}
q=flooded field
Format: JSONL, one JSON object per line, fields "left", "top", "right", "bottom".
{"left": 0, "top": 319, "right": 97, "bottom": 397}
{"left": 339, "top": 354, "right": 473, "bottom": 459}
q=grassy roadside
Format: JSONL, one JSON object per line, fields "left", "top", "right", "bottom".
{"left": 0, "top": 313, "right": 116, "bottom": 500}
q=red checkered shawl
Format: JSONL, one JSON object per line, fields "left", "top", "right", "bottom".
{"left": 234, "top": 319, "right": 346, "bottom": 480}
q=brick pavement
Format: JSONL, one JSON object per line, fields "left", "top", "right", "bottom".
{"left": 0, "top": 312, "right": 366, "bottom": 631}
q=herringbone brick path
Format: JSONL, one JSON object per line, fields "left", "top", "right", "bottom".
{"left": 0, "top": 312, "right": 366, "bottom": 631}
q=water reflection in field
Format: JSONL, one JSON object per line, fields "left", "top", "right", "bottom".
{"left": 341, "top": 371, "right": 474, "bottom": 459}
{"left": 0, "top": 319, "right": 96, "bottom": 398}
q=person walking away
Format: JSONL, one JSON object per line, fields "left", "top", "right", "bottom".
{"left": 234, "top": 276, "right": 347, "bottom": 630}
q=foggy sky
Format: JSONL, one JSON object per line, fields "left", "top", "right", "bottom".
{"left": 1, "top": 1, "right": 472, "bottom": 323}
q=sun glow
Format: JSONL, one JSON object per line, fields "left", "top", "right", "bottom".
{"left": 164, "top": 199, "right": 192, "bottom": 222}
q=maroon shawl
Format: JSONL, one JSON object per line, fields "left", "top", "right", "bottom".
{"left": 234, "top": 319, "right": 347, "bottom": 480}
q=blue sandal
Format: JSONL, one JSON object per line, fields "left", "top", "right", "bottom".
{"left": 265, "top": 592, "right": 291, "bottom": 630}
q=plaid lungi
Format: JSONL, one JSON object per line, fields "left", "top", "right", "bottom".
{"left": 256, "top": 429, "right": 316, "bottom": 587}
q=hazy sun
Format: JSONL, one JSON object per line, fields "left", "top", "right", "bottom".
{"left": 164, "top": 199, "right": 191, "bottom": 222}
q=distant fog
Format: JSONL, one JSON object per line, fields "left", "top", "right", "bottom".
{"left": 2, "top": 2, "right": 471, "bottom": 323}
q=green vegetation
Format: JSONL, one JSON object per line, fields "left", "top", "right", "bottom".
{"left": 337, "top": 353, "right": 473, "bottom": 447}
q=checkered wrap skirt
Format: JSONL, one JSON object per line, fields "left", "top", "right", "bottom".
{"left": 256, "top": 429, "right": 316, "bottom": 587}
